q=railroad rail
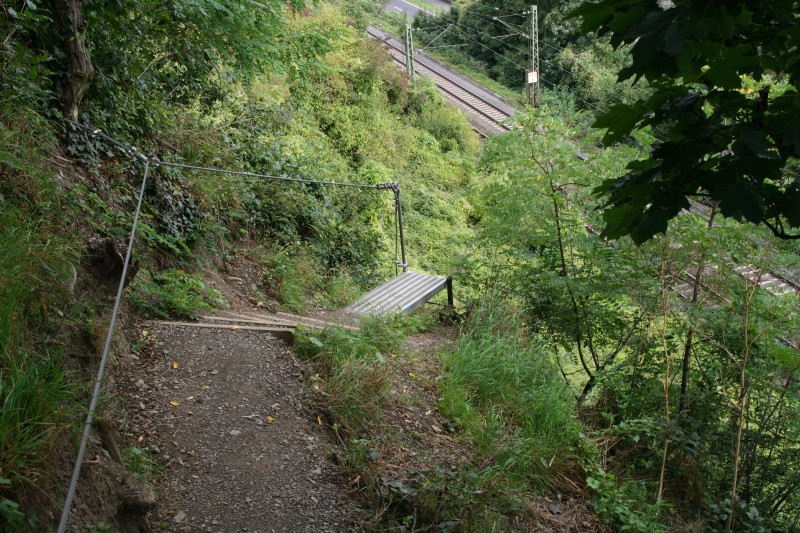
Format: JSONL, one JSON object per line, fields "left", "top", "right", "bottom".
{"left": 367, "top": 25, "right": 514, "bottom": 137}
{"left": 680, "top": 201, "right": 800, "bottom": 297}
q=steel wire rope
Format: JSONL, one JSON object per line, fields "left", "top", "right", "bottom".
{"left": 68, "top": 121, "right": 389, "bottom": 191}
{"left": 394, "top": 199, "right": 400, "bottom": 276}
{"left": 159, "top": 161, "right": 383, "bottom": 189}
{"left": 57, "top": 157, "right": 152, "bottom": 533}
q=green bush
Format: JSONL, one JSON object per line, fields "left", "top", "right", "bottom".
{"left": 0, "top": 114, "right": 77, "bottom": 519}
{"left": 295, "top": 325, "right": 390, "bottom": 433}
{"left": 128, "top": 268, "right": 226, "bottom": 319}
{"left": 586, "top": 469, "right": 668, "bottom": 533}
{"left": 321, "top": 269, "right": 361, "bottom": 310}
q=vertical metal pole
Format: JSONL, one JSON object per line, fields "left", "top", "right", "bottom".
{"left": 527, "top": 5, "right": 539, "bottom": 107}
{"left": 405, "top": 23, "right": 416, "bottom": 78}
{"left": 446, "top": 276, "right": 453, "bottom": 309}
{"left": 394, "top": 184, "right": 408, "bottom": 272}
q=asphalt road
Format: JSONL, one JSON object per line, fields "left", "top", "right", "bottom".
{"left": 384, "top": 0, "right": 450, "bottom": 21}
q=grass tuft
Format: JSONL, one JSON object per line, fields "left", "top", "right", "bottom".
{"left": 439, "top": 303, "right": 586, "bottom": 488}
{"left": 295, "top": 311, "right": 432, "bottom": 433}
{"left": 1, "top": 114, "right": 77, "bottom": 516}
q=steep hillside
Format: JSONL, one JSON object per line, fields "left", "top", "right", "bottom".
{"left": 3, "top": 1, "right": 799, "bottom": 532}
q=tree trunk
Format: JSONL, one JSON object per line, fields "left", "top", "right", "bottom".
{"left": 51, "top": 0, "right": 94, "bottom": 121}
{"left": 678, "top": 204, "right": 717, "bottom": 415}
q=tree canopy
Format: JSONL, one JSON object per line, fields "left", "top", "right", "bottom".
{"left": 2, "top": 0, "right": 332, "bottom": 133}
{"left": 571, "top": 0, "right": 800, "bottom": 243}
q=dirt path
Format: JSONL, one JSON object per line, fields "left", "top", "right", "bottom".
{"left": 124, "top": 323, "right": 362, "bottom": 532}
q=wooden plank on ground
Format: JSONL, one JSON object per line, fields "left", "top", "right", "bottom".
{"left": 201, "top": 315, "right": 296, "bottom": 328}
{"left": 153, "top": 321, "right": 295, "bottom": 343}
{"left": 274, "top": 311, "right": 360, "bottom": 331}
{"left": 227, "top": 312, "right": 359, "bottom": 331}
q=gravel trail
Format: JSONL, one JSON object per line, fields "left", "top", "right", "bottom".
{"left": 129, "top": 323, "right": 362, "bottom": 532}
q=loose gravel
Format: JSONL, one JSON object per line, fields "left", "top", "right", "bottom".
{"left": 128, "top": 323, "right": 362, "bottom": 532}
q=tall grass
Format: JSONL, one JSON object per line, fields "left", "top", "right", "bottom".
{"left": 0, "top": 217, "right": 72, "bottom": 513}
{"left": 439, "top": 304, "right": 585, "bottom": 488}
{"left": 1, "top": 114, "right": 77, "bottom": 513}
{"left": 0, "top": 348, "right": 71, "bottom": 484}
{"left": 295, "top": 312, "right": 432, "bottom": 433}
{"left": 247, "top": 244, "right": 321, "bottom": 314}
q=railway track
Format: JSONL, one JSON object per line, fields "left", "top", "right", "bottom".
{"left": 367, "top": 25, "right": 514, "bottom": 137}
{"left": 680, "top": 201, "right": 800, "bottom": 297}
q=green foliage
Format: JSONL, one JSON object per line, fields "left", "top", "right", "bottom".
{"left": 123, "top": 446, "right": 163, "bottom": 484}
{"left": 295, "top": 311, "right": 431, "bottom": 433}
{"left": 571, "top": 0, "right": 800, "bottom": 243}
{"left": 83, "top": 523, "right": 113, "bottom": 533}
{"left": 247, "top": 244, "right": 320, "bottom": 314}
{"left": 439, "top": 304, "right": 586, "bottom": 487}
{"left": 321, "top": 269, "right": 361, "bottom": 310}
{"left": 415, "top": 91, "right": 480, "bottom": 154}
{"left": 0, "top": 1, "right": 53, "bottom": 110}
{"left": 295, "top": 325, "right": 390, "bottom": 433}
{"left": 0, "top": 349, "right": 71, "bottom": 483}
{"left": 0, "top": 477, "right": 23, "bottom": 533}
{"left": 36, "top": 0, "right": 331, "bottom": 131}
{"left": 472, "top": 105, "right": 649, "bottom": 402}
{"left": 705, "top": 497, "right": 776, "bottom": 533}
{"left": 0, "top": 111, "right": 77, "bottom": 514}
{"left": 128, "top": 268, "right": 226, "bottom": 319}
{"left": 411, "top": 0, "right": 642, "bottom": 111}
{"left": 586, "top": 469, "right": 668, "bottom": 533}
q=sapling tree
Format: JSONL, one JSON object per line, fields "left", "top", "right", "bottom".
{"left": 476, "top": 106, "right": 650, "bottom": 400}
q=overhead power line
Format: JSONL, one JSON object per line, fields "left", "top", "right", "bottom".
{"left": 451, "top": 25, "right": 526, "bottom": 70}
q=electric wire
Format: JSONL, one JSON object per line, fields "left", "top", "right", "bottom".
{"left": 486, "top": 5, "right": 526, "bottom": 16}
{"left": 413, "top": 18, "right": 634, "bottom": 110}
{"left": 451, "top": 25, "right": 526, "bottom": 70}
{"left": 410, "top": 23, "right": 609, "bottom": 112}
{"left": 467, "top": 10, "right": 527, "bottom": 30}
{"left": 411, "top": 22, "right": 454, "bottom": 32}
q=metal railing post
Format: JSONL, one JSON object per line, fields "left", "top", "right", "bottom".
{"left": 394, "top": 183, "right": 408, "bottom": 272}
{"left": 446, "top": 276, "right": 453, "bottom": 309}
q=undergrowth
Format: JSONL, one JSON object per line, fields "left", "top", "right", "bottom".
{"left": 295, "top": 312, "right": 433, "bottom": 434}
{"left": 1, "top": 113, "right": 78, "bottom": 529}
{"left": 439, "top": 303, "right": 587, "bottom": 489}
{"left": 128, "top": 268, "right": 226, "bottom": 319}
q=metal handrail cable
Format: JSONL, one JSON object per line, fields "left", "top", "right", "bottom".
{"left": 57, "top": 158, "right": 152, "bottom": 533}
{"left": 57, "top": 121, "right": 408, "bottom": 530}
